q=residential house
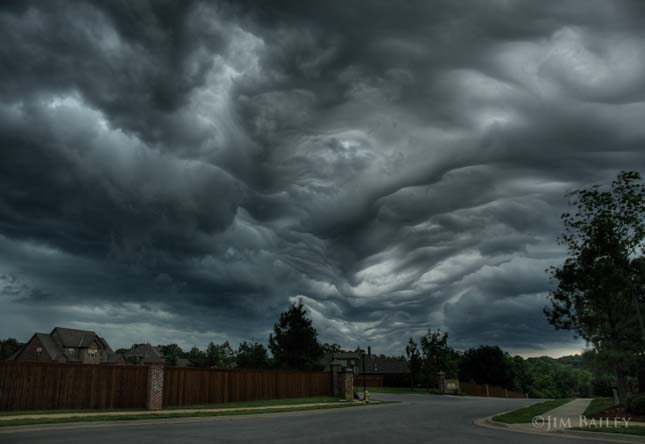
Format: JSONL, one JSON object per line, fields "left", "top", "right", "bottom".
{"left": 9, "top": 327, "right": 124, "bottom": 364}
{"left": 320, "top": 347, "right": 410, "bottom": 387}
{"left": 124, "top": 343, "right": 164, "bottom": 365}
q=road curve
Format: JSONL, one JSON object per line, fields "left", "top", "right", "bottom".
{"left": 0, "top": 393, "right": 622, "bottom": 444}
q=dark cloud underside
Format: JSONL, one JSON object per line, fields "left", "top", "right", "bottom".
{"left": 1, "top": 0, "right": 645, "bottom": 355}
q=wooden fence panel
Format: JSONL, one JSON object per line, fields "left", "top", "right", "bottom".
{"left": 0, "top": 362, "right": 148, "bottom": 411}
{"left": 460, "top": 382, "right": 488, "bottom": 397}
{"left": 353, "top": 375, "right": 384, "bottom": 387}
{"left": 459, "top": 381, "right": 527, "bottom": 398}
{"left": 162, "top": 368, "right": 332, "bottom": 407}
{"left": 489, "top": 385, "right": 507, "bottom": 398}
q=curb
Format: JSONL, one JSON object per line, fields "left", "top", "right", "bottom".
{"left": 474, "top": 416, "right": 645, "bottom": 443}
{"left": 562, "top": 430, "right": 645, "bottom": 444}
{"left": 0, "top": 400, "right": 397, "bottom": 434}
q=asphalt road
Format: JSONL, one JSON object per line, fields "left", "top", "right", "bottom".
{"left": 0, "top": 394, "right": 620, "bottom": 444}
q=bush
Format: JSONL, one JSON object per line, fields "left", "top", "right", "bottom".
{"left": 627, "top": 394, "right": 645, "bottom": 414}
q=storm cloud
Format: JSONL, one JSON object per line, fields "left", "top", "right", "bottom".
{"left": 1, "top": 0, "right": 645, "bottom": 356}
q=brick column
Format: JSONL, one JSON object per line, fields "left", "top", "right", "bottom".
{"left": 146, "top": 363, "right": 164, "bottom": 410}
{"left": 330, "top": 364, "right": 341, "bottom": 397}
{"left": 343, "top": 369, "right": 354, "bottom": 401}
{"left": 437, "top": 371, "right": 446, "bottom": 394}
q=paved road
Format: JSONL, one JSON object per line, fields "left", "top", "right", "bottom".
{"left": 0, "top": 394, "right": 620, "bottom": 444}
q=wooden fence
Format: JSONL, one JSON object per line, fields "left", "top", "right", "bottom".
{"left": 163, "top": 367, "right": 332, "bottom": 406}
{"left": 0, "top": 363, "right": 334, "bottom": 411}
{"left": 0, "top": 362, "right": 148, "bottom": 411}
{"left": 351, "top": 377, "right": 527, "bottom": 398}
{"left": 460, "top": 381, "right": 527, "bottom": 398}
{"left": 353, "top": 373, "right": 412, "bottom": 388}
{"left": 353, "top": 374, "right": 384, "bottom": 387}
{"left": 163, "top": 368, "right": 332, "bottom": 407}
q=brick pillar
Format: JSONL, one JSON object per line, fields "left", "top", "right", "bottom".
{"left": 330, "top": 364, "right": 341, "bottom": 397}
{"left": 438, "top": 371, "right": 446, "bottom": 394}
{"left": 343, "top": 369, "right": 354, "bottom": 401}
{"left": 146, "top": 363, "right": 164, "bottom": 410}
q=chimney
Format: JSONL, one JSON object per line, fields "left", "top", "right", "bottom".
{"left": 367, "top": 346, "right": 371, "bottom": 357}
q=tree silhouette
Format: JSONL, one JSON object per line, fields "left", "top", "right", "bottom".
{"left": 269, "top": 302, "right": 323, "bottom": 370}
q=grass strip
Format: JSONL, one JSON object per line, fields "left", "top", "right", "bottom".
{"left": 0, "top": 401, "right": 394, "bottom": 428}
{"left": 0, "top": 397, "right": 340, "bottom": 417}
{"left": 164, "top": 396, "right": 340, "bottom": 410}
{"left": 572, "top": 426, "right": 645, "bottom": 437}
{"left": 582, "top": 398, "right": 616, "bottom": 417}
{"left": 355, "top": 387, "right": 440, "bottom": 395}
{"left": 493, "top": 399, "right": 573, "bottom": 424}
{"left": 0, "top": 408, "right": 146, "bottom": 417}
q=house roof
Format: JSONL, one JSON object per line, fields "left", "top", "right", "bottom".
{"left": 51, "top": 327, "right": 99, "bottom": 348}
{"left": 35, "top": 333, "right": 65, "bottom": 361}
{"left": 364, "top": 356, "right": 409, "bottom": 374}
{"left": 125, "top": 343, "right": 163, "bottom": 362}
{"left": 330, "top": 351, "right": 363, "bottom": 359}
{"left": 105, "top": 351, "right": 125, "bottom": 364}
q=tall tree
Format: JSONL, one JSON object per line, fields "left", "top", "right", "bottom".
{"left": 545, "top": 171, "right": 645, "bottom": 403}
{"left": 321, "top": 343, "right": 342, "bottom": 355}
{"left": 0, "top": 338, "right": 22, "bottom": 360}
{"left": 269, "top": 302, "right": 323, "bottom": 370}
{"left": 419, "top": 329, "right": 458, "bottom": 385}
{"left": 405, "top": 338, "right": 422, "bottom": 389}
{"left": 206, "top": 341, "right": 236, "bottom": 368}
{"left": 458, "top": 345, "right": 515, "bottom": 388}
{"left": 236, "top": 341, "right": 270, "bottom": 369}
{"left": 187, "top": 346, "right": 207, "bottom": 368}
{"left": 157, "top": 343, "right": 184, "bottom": 367}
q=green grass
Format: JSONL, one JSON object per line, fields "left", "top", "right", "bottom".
{"left": 493, "top": 399, "right": 573, "bottom": 424}
{"left": 355, "top": 386, "right": 440, "bottom": 395}
{"left": 573, "top": 426, "right": 645, "bottom": 437}
{"left": 0, "top": 397, "right": 340, "bottom": 417}
{"left": 164, "top": 396, "right": 339, "bottom": 410}
{"left": 582, "top": 397, "right": 616, "bottom": 417}
{"left": 0, "top": 401, "right": 392, "bottom": 428}
{"left": 0, "top": 408, "right": 146, "bottom": 417}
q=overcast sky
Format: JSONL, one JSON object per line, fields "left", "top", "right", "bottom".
{"left": 1, "top": 1, "right": 645, "bottom": 357}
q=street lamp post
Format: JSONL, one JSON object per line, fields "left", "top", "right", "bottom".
{"left": 362, "top": 350, "right": 366, "bottom": 401}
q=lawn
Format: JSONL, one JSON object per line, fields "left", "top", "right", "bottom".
{"left": 573, "top": 426, "right": 645, "bottom": 437}
{"left": 493, "top": 399, "right": 573, "bottom": 424}
{"left": 164, "top": 396, "right": 340, "bottom": 410}
{"left": 0, "top": 407, "right": 146, "bottom": 417}
{"left": 0, "top": 396, "right": 340, "bottom": 417}
{"left": 0, "top": 401, "right": 391, "bottom": 428}
{"left": 582, "top": 397, "right": 616, "bottom": 417}
{"left": 355, "top": 387, "right": 440, "bottom": 395}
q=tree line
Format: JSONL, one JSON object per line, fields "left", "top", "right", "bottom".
{"left": 126, "top": 302, "right": 336, "bottom": 370}
{"left": 405, "top": 329, "right": 603, "bottom": 398}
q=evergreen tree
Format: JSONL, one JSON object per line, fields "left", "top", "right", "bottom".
{"left": 236, "top": 341, "right": 270, "bottom": 369}
{"left": 206, "top": 341, "right": 235, "bottom": 368}
{"left": 269, "top": 302, "right": 323, "bottom": 370}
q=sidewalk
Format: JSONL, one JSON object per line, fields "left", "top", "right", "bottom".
{"left": 477, "top": 398, "right": 645, "bottom": 444}
{"left": 0, "top": 401, "right": 357, "bottom": 422}
{"left": 529, "top": 398, "right": 592, "bottom": 432}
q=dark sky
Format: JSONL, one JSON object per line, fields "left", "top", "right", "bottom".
{"left": 1, "top": 0, "right": 645, "bottom": 357}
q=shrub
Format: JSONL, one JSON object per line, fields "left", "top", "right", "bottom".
{"left": 627, "top": 394, "right": 645, "bottom": 415}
